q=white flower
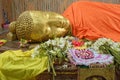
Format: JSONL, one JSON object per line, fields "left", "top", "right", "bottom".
{"left": 31, "top": 36, "right": 74, "bottom": 58}
{"left": 59, "top": 44, "right": 65, "bottom": 48}
{"left": 90, "top": 37, "right": 120, "bottom": 54}
{"left": 51, "top": 40, "right": 56, "bottom": 46}
{"left": 45, "top": 39, "right": 51, "bottom": 46}
{"left": 31, "top": 45, "right": 40, "bottom": 58}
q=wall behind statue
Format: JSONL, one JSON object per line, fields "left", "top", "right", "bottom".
{"left": 1, "top": 0, "right": 120, "bottom": 23}
{"left": 0, "top": 0, "right": 3, "bottom": 28}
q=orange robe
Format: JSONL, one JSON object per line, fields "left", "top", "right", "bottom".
{"left": 63, "top": 1, "right": 120, "bottom": 41}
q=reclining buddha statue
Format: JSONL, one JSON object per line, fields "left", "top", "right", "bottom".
{"left": 7, "top": 11, "right": 71, "bottom": 42}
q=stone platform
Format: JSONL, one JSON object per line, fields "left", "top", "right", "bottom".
{"left": 0, "top": 31, "right": 119, "bottom": 80}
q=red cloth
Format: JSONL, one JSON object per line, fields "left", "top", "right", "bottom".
{"left": 63, "top": 1, "right": 120, "bottom": 41}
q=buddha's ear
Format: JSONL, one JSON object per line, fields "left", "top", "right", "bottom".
{"left": 9, "top": 21, "right": 16, "bottom": 34}
{"left": 7, "top": 21, "right": 17, "bottom": 41}
{"left": 7, "top": 32, "right": 17, "bottom": 41}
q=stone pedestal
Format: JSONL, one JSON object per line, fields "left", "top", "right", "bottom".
{"left": 78, "top": 66, "right": 115, "bottom": 80}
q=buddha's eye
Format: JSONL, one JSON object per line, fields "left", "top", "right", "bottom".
{"left": 47, "top": 20, "right": 61, "bottom": 27}
{"left": 47, "top": 19, "right": 68, "bottom": 28}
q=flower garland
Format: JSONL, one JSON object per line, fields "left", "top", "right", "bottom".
{"left": 31, "top": 36, "right": 75, "bottom": 75}
{"left": 90, "top": 38, "right": 120, "bottom": 53}
{"left": 89, "top": 38, "right": 120, "bottom": 64}
{"left": 31, "top": 37, "right": 120, "bottom": 74}
{"left": 68, "top": 48, "right": 114, "bottom": 66}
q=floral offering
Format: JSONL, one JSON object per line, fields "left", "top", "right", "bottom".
{"left": 68, "top": 48, "right": 114, "bottom": 66}
{"left": 30, "top": 36, "right": 120, "bottom": 75}
{"left": 31, "top": 36, "right": 75, "bottom": 75}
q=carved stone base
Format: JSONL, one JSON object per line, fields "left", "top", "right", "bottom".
{"left": 78, "top": 66, "right": 115, "bottom": 80}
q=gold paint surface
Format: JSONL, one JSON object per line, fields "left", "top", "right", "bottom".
{"left": 8, "top": 11, "right": 70, "bottom": 42}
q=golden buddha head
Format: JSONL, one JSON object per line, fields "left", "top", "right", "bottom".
{"left": 7, "top": 11, "right": 71, "bottom": 42}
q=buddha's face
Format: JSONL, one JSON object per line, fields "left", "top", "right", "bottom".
{"left": 30, "top": 11, "right": 70, "bottom": 41}
{"left": 9, "top": 11, "right": 71, "bottom": 42}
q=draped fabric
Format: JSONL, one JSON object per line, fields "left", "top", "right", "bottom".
{"left": 0, "top": 50, "right": 48, "bottom": 80}
{"left": 63, "top": 1, "right": 120, "bottom": 41}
